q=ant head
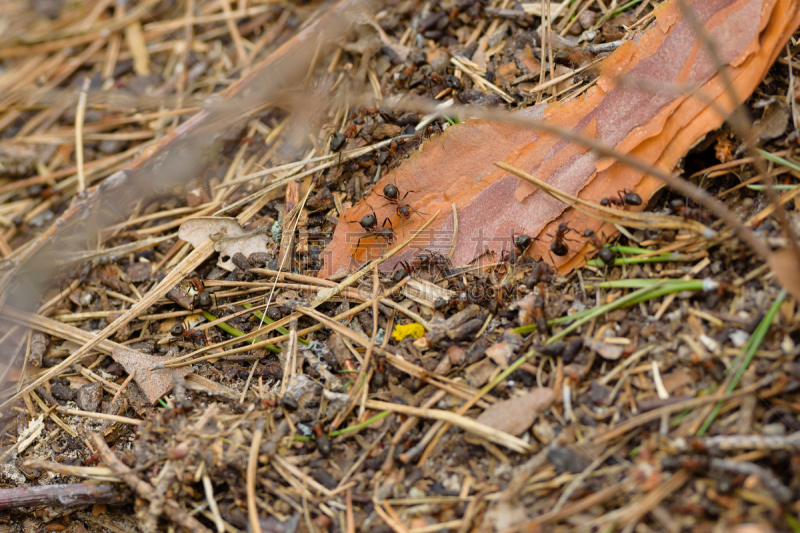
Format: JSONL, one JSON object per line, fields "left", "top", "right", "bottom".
{"left": 171, "top": 324, "right": 184, "bottom": 337}
{"left": 583, "top": 228, "right": 595, "bottom": 237}
{"left": 383, "top": 183, "right": 399, "bottom": 199}
{"left": 558, "top": 222, "right": 570, "bottom": 232}
{"left": 360, "top": 213, "right": 377, "bottom": 230}
{"left": 600, "top": 198, "right": 610, "bottom": 207}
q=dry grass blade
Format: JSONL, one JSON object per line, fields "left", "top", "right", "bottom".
{"left": 248, "top": 420, "right": 264, "bottom": 533}
{"left": 365, "top": 400, "right": 531, "bottom": 453}
{"left": 54, "top": 407, "right": 141, "bottom": 426}
{"left": 593, "top": 376, "right": 774, "bottom": 444}
{"left": 23, "top": 459, "right": 118, "bottom": 482}
{"left": 495, "top": 161, "right": 708, "bottom": 233}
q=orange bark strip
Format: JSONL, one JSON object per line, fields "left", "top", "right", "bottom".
{"left": 321, "top": 0, "right": 800, "bottom": 278}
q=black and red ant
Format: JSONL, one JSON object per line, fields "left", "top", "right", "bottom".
{"left": 170, "top": 323, "right": 208, "bottom": 348}
{"left": 392, "top": 250, "right": 451, "bottom": 280}
{"left": 601, "top": 189, "right": 642, "bottom": 208}
{"left": 583, "top": 229, "right": 617, "bottom": 266}
{"left": 372, "top": 356, "right": 386, "bottom": 388}
{"left": 670, "top": 199, "right": 713, "bottom": 224}
{"left": 415, "top": 249, "right": 452, "bottom": 277}
{"left": 377, "top": 180, "right": 428, "bottom": 222}
{"left": 501, "top": 232, "right": 534, "bottom": 264}
{"left": 533, "top": 295, "right": 549, "bottom": 335}
{"left": 349, "top": 206, "right": 396, "bottom": 253}
{"left": 525, "top": 262, "right": 553, "bottom": 292}
{"left": 487, "top": 282, "right": 519, "bottom": 315}
{"left": 186, "top": 273, "right": 215, "bottom": 310}
{"left": 546, "top": 222, "right": 580, "bottom": 261}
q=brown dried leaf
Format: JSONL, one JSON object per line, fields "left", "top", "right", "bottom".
{"left": 497, "top": 61, "right": 520, "bottom": 83}
{"left": 583, "top": 336, "right": 624, "bottom": 360}
{"left": 768, "top": 247, "right": 800, "bottom": 302}
{"left": 753, "top": 101, "right": 789, "bottom": 142}
{"left": 111, "top": 346, "right": 192, "bottom": 404}
{"left": 166, "top": 284, "right": 195, "bottom": 310}
{"left": 514, "top": 45, "right": 541, "bottom": 74}
{"left": 485, "top": 340, "right": 514, "bottom": 368}
{"left": 475, "top": 388, "right": 554, "bottom": 436}
{"left": 513, "top": 293, "right": 537, "bottom": 327}
{"left": 179, "top": 216, "right": 273, "bottom": 271}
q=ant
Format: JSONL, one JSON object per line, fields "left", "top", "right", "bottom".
{"left": 546, "top": 222, "right": 580, "bottom": 261}
{"left": 377, "top": 180, "right": 428, "bottom": 222}
{"left": 533, "top": 295, "right": 549, "bottom": 335}
{"left": 501, "top": 232, "right": 534, "bottom": 264}
{"left": 526, "top": 262, "right": 553, "bottom": 288}
{"left": 670, "top": 199, "right": 713, "bottom": 224}
{"left": 186, "top": 273, "right": 214, "bottom": 310}
{"left": 312, "top": 422, "right": 331, "bottom": 457}
{"left": 349, "top": 206, "right": 396, "bottom": 252}
{"left": 170, "top": 323, "right": 208, "bottom": 348}
{"left": 524, "top": 262, "right": 554, "bottom": 303}
{"left": 372, "top": 356, "right": 386, "bottom": 388}
{"left": 600, "top": 189, "right": 642, "bottom": 208}
{"left": 583, "top": 229, "right": 617, "bottom": 266}
{"left": 415, "top": 249, "right": 452, "bottom": 277}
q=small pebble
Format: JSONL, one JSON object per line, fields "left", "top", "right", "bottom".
{"left": 579, "top": 10, "right": 597, "bottom": 29}
{"left": 76, "top": 382, "right": 103, "bottom": 412}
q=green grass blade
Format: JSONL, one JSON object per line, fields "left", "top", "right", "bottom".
{"left": 757, "top": 148, "right": 800, "bottom": 173}
{"left": 696, "top": 289, "right": 785, "bottom": 437}
{"left": 243, "top": 303, "right": 309, "bottom": 345}
{"left": 201, "top": 310, "right": 281, "bottom": 353}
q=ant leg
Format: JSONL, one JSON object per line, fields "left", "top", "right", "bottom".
{"left": 355, "top": 234, "right": 373, "bottom": 251}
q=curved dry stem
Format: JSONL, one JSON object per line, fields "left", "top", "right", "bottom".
{"left": 495, "top": 161, "right": 709, "bottom": 235}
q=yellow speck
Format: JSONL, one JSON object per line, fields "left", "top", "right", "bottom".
{"left": 392, "top": 323, "right": 425, "bottom": 341}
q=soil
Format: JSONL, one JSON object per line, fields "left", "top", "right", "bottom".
{"left": 0, "top": 0, "right": 799, "bottom": 532}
